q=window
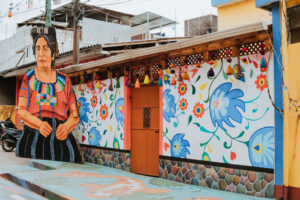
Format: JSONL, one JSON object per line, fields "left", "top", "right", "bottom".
{"left": 144, "top": 107, "right": 150, "bottom": 128}
{"left": 288, "top": 5, "right": 300, "bottom": 44}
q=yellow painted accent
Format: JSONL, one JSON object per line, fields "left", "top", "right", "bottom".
{"left": 213, "top": 61, "right": 218, "bottom": 69}
{"left": 174, "top": 144, "right": 178, "bottom": 151}
{"left": 95, "top": 81, "right": 101, "bottom": 89}
{"left": 217, "top": 0, "right": 272, "bottom": 31}
{"left": 284, "top": 43, "right": 300, "bottom": 188}
{"left": 258, "top": 78, "right": 266, "bottom": 87}
{"left": 118, "top": 89, "right": 120, "bottom": 95}
{"left": 200, "top": 83, "right": 208, "bottom": 90}
{"left": 109, "top": 125, "right": 113, "bottom": 132}
{"left": 242, "top": 59, "right": 249, "bottom": 65}
{"left": 118, "top": 105, "right": 124, "bottom": 112}
{"left": 0, "top": 106, "right": 15, "bottom": 126}
{"left": 204, "top": 155, "right": 209, "bottom": 161}
{"left": 230, "top": 76, "right": 234, "bottom": 83}
{"left": 280, "top": 2, "right": 300, "bottom": 189}
{"left": 199, "top": 93, "right": 203, "bottom": 100}
{"left": 253, "top": 143, "right": 262, "bottom": 154}
{"left": 143, "top": 74, "right": 150, "bottom": 84}
{"left": 282, "top": 2, "right": 290, "bottom": 187}
{"left": 114, "top": 142, "right": 119, "bottom": 149}
{"left": 104, "top": 94, "right": 108, "bottom": 100}
{"left": 208, "top": 145, "right": 213, "bottom": 153}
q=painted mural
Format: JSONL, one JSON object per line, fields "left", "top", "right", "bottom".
{"left": 72, "top": 77, "right": 125, "bottom": 149}
{"left": 0, "top": 106, "right": 15, "bottom": 124}
{"left": 162, "top": 53, "right": 275, "bottom": 169}
{"left": 16, "top": 26, "right": 83, "bottom": 163}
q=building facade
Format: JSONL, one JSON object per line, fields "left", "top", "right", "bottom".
{"left": 51, "top": 22, "right": 276, "bottom": 198}
{"left": 212, "top": 0, "right": 272, "bottom": 31}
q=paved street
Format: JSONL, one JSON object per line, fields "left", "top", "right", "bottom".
{"left": 0, "top": 149, "right": 272, "bottom": 200}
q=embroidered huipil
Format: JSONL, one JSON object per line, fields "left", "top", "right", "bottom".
{"left": 19, "top": 69, "right": 76, "bottom": 121}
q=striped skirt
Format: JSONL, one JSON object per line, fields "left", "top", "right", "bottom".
{"left": 16, "top": 117, "right": 83, "bottom": 164}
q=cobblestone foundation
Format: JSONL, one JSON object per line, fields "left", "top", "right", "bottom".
{"left": 81, "top": 146, "right": 131, "bottom": 172}
{"left": 159, "top": 158, "right": 274, "bottom": 198}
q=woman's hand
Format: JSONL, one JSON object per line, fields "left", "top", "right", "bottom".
{"left": 56, "top": 124, "right": 68, "bottom": 141}
{"left": 39, "top": 121, "right": 53, "bottom": 137}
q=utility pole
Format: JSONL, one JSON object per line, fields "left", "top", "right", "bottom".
{"left": 73, "top": 0, "right": 80, "bottom": 65}
{"left": 45, "top": 0, "right": 51, "bottom": 27}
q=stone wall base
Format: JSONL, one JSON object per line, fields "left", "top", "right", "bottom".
{"left": 159, "top": 157, "right": 274, "bottom": 198}
{"left": 79, "top": 146, "right": 275, "bottom": 198}
{"left": 80, "top": 145, "right": 131, "bottom": 172}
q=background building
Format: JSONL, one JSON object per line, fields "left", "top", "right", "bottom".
{"left": 184, "top": 14, "right": 218, "bottom": 36}
{"left": 212, "top": 0, "right": 272, "bottom": 31}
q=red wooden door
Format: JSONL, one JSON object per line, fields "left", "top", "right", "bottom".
{"left": 131, "top": 86, "right": 159, "bottom": 176}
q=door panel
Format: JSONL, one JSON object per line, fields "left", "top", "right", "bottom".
{"left": 131, "top": 86, "right": 159, "bottom": 176}
{"left": 150, "top": 107, "right": 159, "bottom": 129}
{"left": 131, "top": 129, "right": 147, "bottom": 174}
{"left": 131, "top": 86, "right": 159, "bottom": 107}
{"left": 147, "top": 129, "right": 159, "bottom": 176}
{"left": 131, "top": 108, "right": 144, "bottom": 129}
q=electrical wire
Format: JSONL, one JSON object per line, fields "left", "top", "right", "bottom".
{"left": 264, "top": 27, "right": 300, "bottom": 114}
{"left": 281, "top": 0, "right": 290, "bottom": 42}
{"left": 0, "top": 0, "right": 141, "bottom": 22}
{"left": 0, "top": 0, "right": 72, "bottom": 20}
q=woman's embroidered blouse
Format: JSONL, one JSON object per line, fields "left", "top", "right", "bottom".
{"left": 19, "top": 69, "right": 76, "bottom": 121}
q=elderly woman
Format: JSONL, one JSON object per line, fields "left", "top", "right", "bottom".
{"left": 16, "top": 27, "right": 83, "bottom": 163}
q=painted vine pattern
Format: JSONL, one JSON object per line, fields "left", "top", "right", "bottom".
{"left": 73, "top": 78, "right": 125, "bottom": 149}
{"left": 163, "top": 53, "right": 275, "bottom": 169}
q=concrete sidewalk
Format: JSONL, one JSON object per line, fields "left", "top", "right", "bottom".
{"left": 0, "top": 150, "right": 271, "bottom": 200}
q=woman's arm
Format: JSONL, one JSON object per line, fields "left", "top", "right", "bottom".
{"left": 18, "top": 97, "right": 52, "bottom": 137}
{"left": 56, "top": 103, "right": 79, "bottom": 140}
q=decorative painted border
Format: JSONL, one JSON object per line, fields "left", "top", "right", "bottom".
{"left": 159, "top": 157, "right": 274, "bottom": 198}
{"left": 80, "top": 145, "right": 131, "bottom": 172}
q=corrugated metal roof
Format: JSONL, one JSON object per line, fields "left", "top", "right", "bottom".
{"left": 0, "top": 26, "right": 102, "bottom": 74}
{"left": 18, "top": 1, "right": 134, "bottom": 26}
{"left": 56, "top": 22, "right": 270, "bottom": 74}
{"left": 131, "top": 11, "right": 178, "bottom": 29}
{"left": 1, "top": 43, "right": 104, "bottom": 76}
{"left": 2, "top": 37, "right": 192, "bottom": 77}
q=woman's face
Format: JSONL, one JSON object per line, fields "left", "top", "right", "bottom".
{"left": 35, "top": 37, "right": 54, "bottom": 69}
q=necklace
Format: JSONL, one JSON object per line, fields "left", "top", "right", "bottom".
{"left": 26, "top": 69, "right": 66, "bottom": 107}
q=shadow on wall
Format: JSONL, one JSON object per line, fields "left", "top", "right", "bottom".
{"left": 0, "top": 77, "right": 16, "bottom": 105}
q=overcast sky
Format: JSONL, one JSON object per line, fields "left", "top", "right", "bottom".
{"left": 0, "top": 0, "right": 217, "bottom": 37}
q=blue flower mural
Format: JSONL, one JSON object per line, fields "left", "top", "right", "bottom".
{"left": 209, "top": 83, "right": 245, "bottom": 131}
{"left": 248, "top": 127, "right": 274, "bottom": 168}
{"left": 170, "top": 133, "right": 190, "bottom": 158}
{"left": 78, "top": 97, "right": 91, "bottom": 125}
{"left": 88, "top": 127, "right": 102, "bottom": 146}
{"left": 163, "top": 89, "right": 176, "bottom": 123}
{"left": 115, "top": 98, "right": 124, "bottom": 128}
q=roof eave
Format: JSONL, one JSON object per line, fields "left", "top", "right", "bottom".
{"left": 59, "top": 22, "right": 271, "bottom": 74}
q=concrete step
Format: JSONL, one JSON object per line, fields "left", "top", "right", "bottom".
{"left": 2, "top": 159, "right": 270, "bottom": 200}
